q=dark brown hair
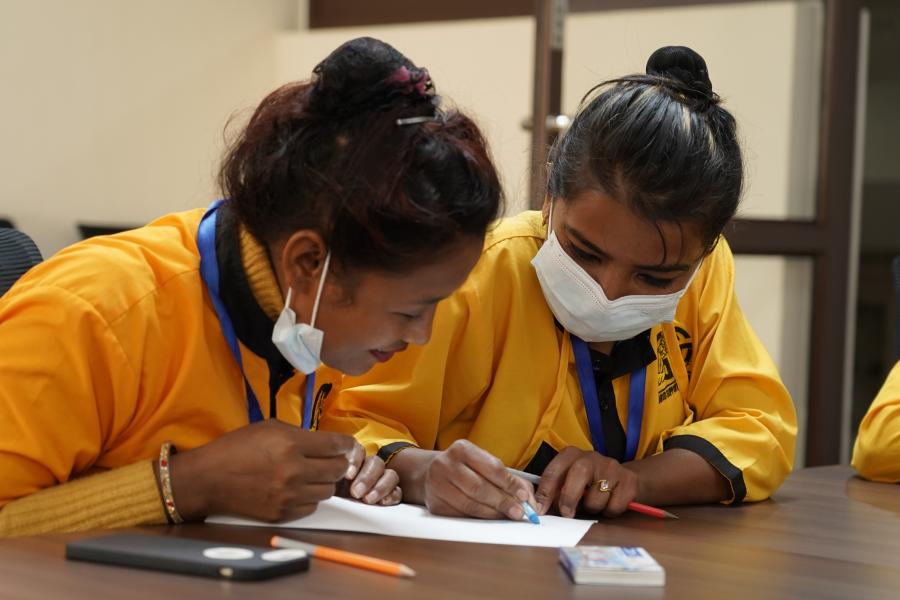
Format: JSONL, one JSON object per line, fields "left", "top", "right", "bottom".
{"left": 220, "top": 37, "right": 503, "bottom": 274}
{"left": 548, "top": 46, "right": 743, "bottom": 257}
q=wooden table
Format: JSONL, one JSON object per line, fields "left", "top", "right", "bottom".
{"left": 2, "top": 465, "right": 898, "bottom": 599}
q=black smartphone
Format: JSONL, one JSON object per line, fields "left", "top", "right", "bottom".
{"left": 66, "top": 533, "right": 309, "bottom": 581}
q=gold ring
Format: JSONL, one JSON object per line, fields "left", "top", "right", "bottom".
{"left": 592, "top": 479, "right": 611, "bottom": 493}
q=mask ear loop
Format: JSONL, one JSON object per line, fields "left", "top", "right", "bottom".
{"left": 308, "top": 251, "right": 331, "bottom": 329}
{"left": 546, "top": 198, "right": 555, "bottom": 236}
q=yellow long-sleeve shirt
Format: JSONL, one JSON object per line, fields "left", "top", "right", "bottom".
{"left": 852, "top": 361, "right": 900, "bottom": 482}
{"left": 323, "top": 211, "right": 797, "bottom": 503}
{"left": 0, "top": 205, "right": 339, "bottom": 535}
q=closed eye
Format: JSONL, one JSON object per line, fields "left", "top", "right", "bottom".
{"left": 567, "top": 242, "right": 602, "bottom": 263}
{"left": 394, "top": 312, "right": 425, "bottom": 321}
{"left": 639, "top": 273, "right": 676, "bottom": 289}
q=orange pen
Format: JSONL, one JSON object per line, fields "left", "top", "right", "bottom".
{"left": 270, "top": 536, "right": 416, "bottom": 578}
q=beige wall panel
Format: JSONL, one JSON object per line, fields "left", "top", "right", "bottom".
{"left": 0, "top": 0, "right": 297, "bottom": 254}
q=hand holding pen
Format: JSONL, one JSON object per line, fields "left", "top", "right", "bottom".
{"left": 533, "top": 447, "right": 641, "bottom": 518}
{"left": 423, "top": 440, "right": 541, "bottom": 524}
{"left": 508, "top": 457, "right": 678, "bottom": 520}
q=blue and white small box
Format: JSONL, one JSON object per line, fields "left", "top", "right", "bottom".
{"left": 558, "top": 546, "right": 665, "bottom": 586}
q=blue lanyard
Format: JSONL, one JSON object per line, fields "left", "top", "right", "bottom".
{"left": 570, "top": 335, "right": 646, "bottom": 462}
{"left": 197, "top": 200, "right": 315, "bottom": 427}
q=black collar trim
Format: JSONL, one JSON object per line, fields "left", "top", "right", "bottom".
{"left": 214, "top": 204, "right": 294, "bottom": 383}
{"left": 589, "top": 330, "right": 657, "bottom": 379}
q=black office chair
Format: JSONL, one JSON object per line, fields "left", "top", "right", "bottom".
{"left": 893, "top": 256, "right": 900, "bottom": 361}
{"left": 0, "top": 228, "right": 43, "bottom": 296}
{"left": 77, "top": 223, "right": 137, "bottom": 240}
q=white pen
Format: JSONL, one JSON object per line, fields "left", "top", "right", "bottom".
{"left": 507, "top": 467, "right": 542, "bottom": 485}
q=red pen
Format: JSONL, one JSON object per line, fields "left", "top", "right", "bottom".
{"left": 627, "top": 501, "right": 678, "bottom": 519}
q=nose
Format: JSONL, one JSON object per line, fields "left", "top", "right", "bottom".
{"left": 596, "top": 268, "right": 630, "bottom": 301}
{"left": 403, "top": 308, "right": 436, "bottom": 346}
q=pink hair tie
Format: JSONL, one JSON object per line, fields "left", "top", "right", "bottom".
{"left": 388, "top": 66, "right": 434, "bottom": 99}
{"left": 389, "top": 65, "right": 412, "bottom": 84}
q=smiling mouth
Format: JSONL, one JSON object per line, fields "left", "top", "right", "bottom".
{"left": 369, "top": 350, "right": 395, "bottom": 363}
{"left": 369, "top": 345, "right": 407, "bottom": 363}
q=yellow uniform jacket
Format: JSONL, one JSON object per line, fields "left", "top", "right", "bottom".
{"left": 323, "top": 211, "right": 797, "bottom": 503}
{"left": 0, "top": 205, "right": 338, "bottom": 508}
{"left": 852, "top": 361, "right": 900, "bottom": 482}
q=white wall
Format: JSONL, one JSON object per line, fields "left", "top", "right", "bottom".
{"left": 0, "top": 0, "right": 297, "bottom": 255}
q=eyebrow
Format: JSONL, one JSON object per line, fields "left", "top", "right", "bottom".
{"left": 412, "top": 295, "right": 447, "bottom": 306}
{"left": 564, "top": 224, "right": 691, "bottom": 273}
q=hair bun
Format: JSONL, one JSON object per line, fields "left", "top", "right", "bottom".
{"left": 309, "top": 37, "right": 436, "bottom": 119}
{"left": 646, "top": 46, "right": 715, "bottom": 108}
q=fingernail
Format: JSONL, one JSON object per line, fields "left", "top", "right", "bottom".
{"left": 535, "top": 502, "right": 543, "bottom": 514}
{"left": 510, "top": 505, "right": 524, "bottom": 521}
{"left": 515, "top": 488, "right": 528, "bottom": 502}
{"left": 351, "top": 482, "right": 365, "bottom": 498}
{"left": 561, "top": 505, "right": 573, "bottom": 518}
{"left": 345, "top": 464, "right": 358, "bottom": 480}
{"left": 365, "top": 491, "right": 378, "bottom": 503}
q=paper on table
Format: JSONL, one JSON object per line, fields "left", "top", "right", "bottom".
{"left": 207, "top": 497, "right": 594, "bottom": 548}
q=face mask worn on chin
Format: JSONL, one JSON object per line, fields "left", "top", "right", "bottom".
{"left": 531, "top": 203, "right": 699, "bottom": 343}
{"left": 271, "top": 252, "right": 331, "bottom": 374}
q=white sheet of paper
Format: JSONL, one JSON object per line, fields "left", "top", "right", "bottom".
{"left": 207, "top": 497, "right": 594, "bottom": 548}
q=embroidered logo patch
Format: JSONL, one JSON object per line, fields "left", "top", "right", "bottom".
{"left": 655, "top": 326, "right": 693, "bottom": 403}
{"left": 310, "top": 382, "right": 333, "bottom": 430}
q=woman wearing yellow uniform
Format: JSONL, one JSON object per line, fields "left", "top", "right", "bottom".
{"left": 0, "top": 38, "right": 503, "bottom": 535}
{"left": 323, "top": 47, "right": 797, "bottom": 521}
{"left": 852, "top": 362, "right": 900, "bottom": 482}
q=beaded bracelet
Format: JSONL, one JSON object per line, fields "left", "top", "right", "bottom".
{"left": 158, "top": 441, "right": 184, "bottom": 524}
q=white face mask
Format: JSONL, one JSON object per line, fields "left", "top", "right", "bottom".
{"left": 271, "top": 252, "right": 331, "bottom": 374}
{"left": 531, "top": 204, "right": 699, "bottom": 342}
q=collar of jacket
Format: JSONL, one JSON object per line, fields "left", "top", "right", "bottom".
{"left": 588, "top": 330, "right": 656, "bottom": 379}
{"left": 214, "top": 203, "right": 294, "bottom": 381}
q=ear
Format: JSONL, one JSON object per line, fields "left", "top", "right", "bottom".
{"left": 276, "top": 229, "right": 328, "bottom": 296}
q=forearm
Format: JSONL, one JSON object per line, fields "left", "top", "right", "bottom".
{"left": 385, "top": 448, "right": 440, "bottom": 505}
{"left": 624, "top": 448, "right": 732, "bottom": 506}
{"left": 0, "top": 461, "right": 166, "bottom": 538}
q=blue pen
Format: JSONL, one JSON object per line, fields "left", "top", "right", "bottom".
{"left": 520, "top": 501, "right": 541, "bottom": 525}
{"left": 507, "top": 467, "right": 541, "bottom": 524}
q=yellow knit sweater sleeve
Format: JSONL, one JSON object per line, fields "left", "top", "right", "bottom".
{"left": 0, "top": 461, "right": 167, "bottom": 537}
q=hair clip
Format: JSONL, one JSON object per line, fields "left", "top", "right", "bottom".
{"left": 396, "top": 115, "right": 440, "bottom": 126}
